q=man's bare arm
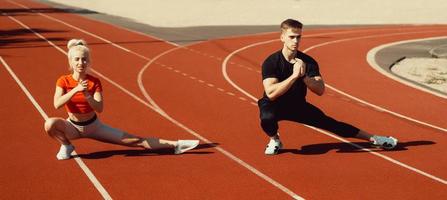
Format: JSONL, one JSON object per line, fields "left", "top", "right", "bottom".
{"left": 303, "top": 76, "right": 325, "bottom": 96}
{"left": 263, "top": 59, "right": 306, "bottom": 100}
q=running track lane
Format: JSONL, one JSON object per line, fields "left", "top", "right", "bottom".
{"left": 1, "top": 1, "right": 306, "bottom": 199}
{"left": 4, "top": 0, "right": 318, "bottom": 198}
{"left": 4, "top": 0, "right": 447, "bottom": 198}
{"left": 138, "top": 26, "right": 447, "bottom": 199}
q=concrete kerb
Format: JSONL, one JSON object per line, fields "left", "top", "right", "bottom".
{"left": 429, "top": 44, "right": 447, "bottom": 58}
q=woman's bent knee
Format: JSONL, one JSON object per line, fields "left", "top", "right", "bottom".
{"left": 44, "top": 118, "right": 63, "bottom": 133}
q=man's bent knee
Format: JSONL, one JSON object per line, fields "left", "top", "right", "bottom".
{"left": 260, "top": 112, "right": 275, "bottom": 123}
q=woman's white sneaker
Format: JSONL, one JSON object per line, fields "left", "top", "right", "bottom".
{"left": 175, "top": 140, "right": 199, "bottom": 154}
{"left": 56, "top": 144, "right": 75, "bottom": 160}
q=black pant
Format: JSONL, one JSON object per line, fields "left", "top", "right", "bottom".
{"left": 258, "top": 98, "right": 359, "bottom": 138}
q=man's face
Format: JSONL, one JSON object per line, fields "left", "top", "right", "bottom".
{"left": 281, "top": 28, "right": 302, "bottom": 51}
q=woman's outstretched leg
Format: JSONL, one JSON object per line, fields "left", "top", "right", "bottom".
{"left": 90, "top": 122, "right": 199, "bottom": 154}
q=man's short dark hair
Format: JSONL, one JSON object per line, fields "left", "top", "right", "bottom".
{"left": 280, "top": 19, "right": 303, "bottom": 33}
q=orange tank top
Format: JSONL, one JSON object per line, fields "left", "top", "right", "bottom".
{"left": 56, "top": 74, "right": 102, "bottom": 114}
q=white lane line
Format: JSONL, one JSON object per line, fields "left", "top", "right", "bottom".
{"left": 138, "top": 46, "right": 187, "bottom": 111}
{"left": 238, "top": 97, "right": 247, "bottom": 101}
{"left": 0, "top": 57, "right": 113, "bottom": 200}
{"left": 4, "top": 7, "right": 304, "bottom": 200}
{"left": 221, "top": 28, "right": 447, "bottom": 185}
{"left": 324, "top": 85, "right": 447, "bottom": 132}
{"left": 367, "top": 36, "right": 447, "bottom": 99}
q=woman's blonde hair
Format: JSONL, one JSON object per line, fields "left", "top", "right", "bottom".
{"left": 67, "top": 39, "right": 90, "bottom": 70}
{"left": 67, "top": 39, "right": 90, "bottom": 58}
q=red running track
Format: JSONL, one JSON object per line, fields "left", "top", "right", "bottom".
{"left": 1, "top": 0, "right": 446, "bottom": 199}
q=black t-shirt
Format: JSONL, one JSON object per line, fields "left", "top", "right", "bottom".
{"left": 260, "top": 50, "right": 320, "bottom": 105}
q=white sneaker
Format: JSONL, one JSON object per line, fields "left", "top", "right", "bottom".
{"left": 265, "top": 138, "right": 283, "bottom": 155}
{"left": 56, "top": 144, "right": 75, "bottom": 160}
{"left": 371, "top": 136, "right": 398, "bottom": 150}
{"left": 175, "top": 140, "right": 199, "bottom": 154}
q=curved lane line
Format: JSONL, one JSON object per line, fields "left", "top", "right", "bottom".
{"left": 221, "top": 29, "right": 447, "bottom": 185}
{"left": 137, "top": 48, "right": 305, "bottom": 200}
{"left": 222, "top": 30, "right": 447, "bottom": 132}
{"left": 367, "top": 36, "right": 447, "bottom": 99}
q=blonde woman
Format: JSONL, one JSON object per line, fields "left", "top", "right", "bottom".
{"left": 44, "top": 39, "right": 199, "bottom": 160}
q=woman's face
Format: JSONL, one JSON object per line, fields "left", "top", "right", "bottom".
{"left": 69, "top": 49, "right": 90, "bottom": 73}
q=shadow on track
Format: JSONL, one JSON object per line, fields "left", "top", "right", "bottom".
{"left": 75, "top": 143, "right": 218, "bottom": 159}
{"left": 278, "top": 140, "right": 435, "bottom": 155}
{"left": 0, "top": 28, "right": 67, "bottom": 49}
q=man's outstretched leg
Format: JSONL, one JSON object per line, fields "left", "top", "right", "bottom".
{"left": 295, "top": 103, "right": 398, "bottom": 150}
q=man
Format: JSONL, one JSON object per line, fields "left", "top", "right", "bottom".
{"left": 258, "top": 19, "right": 397, "bottom": 155}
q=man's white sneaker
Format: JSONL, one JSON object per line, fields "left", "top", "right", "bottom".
{"left": 264, "top": 139, "right": 283, "bottom": 155}
{"left": 56, "top": 144, "right": 75, "bottom": 160}
{"left": 175, "top": 140, "right": 199, "bottom": 154}
{"left": 371, "top": 136, "right": 398, "bottom": 150}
